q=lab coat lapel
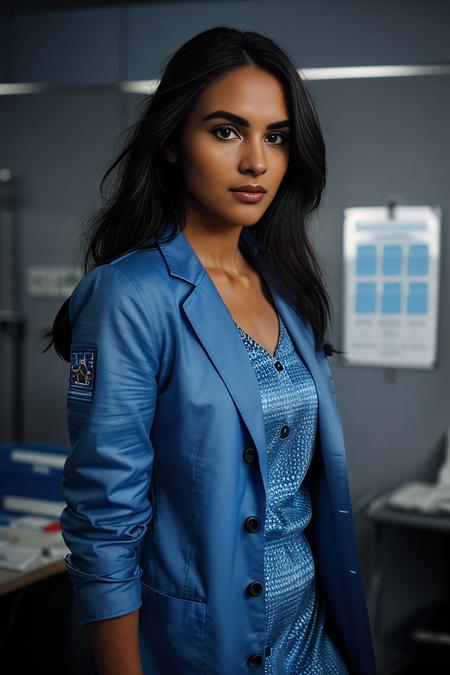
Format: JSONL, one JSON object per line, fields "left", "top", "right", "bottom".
{"left": 242, "top": 229, "right": 349, "bottom": 505}
{"left": 183, "top": 277, "right": 269, "bottom": 495}
{"left": 157, "top": 226, "right": 268, "bottom": 496}
{"left": 268, "top": 283, "right": 335, "bottom": 436}
{"left": 263, "top": 280, "right": 350, "bottom": 507}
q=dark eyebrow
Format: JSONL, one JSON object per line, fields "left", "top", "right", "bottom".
{"left": 201, "top": 110, "right": 290, "bottom": 130}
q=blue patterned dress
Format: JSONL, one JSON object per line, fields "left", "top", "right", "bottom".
{"left": 234, "top": 313, "right": 349, "bottom": 675}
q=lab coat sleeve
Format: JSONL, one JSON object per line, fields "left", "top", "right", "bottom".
{"left": 60, "top": 263, "right": 159, "bottom": 625}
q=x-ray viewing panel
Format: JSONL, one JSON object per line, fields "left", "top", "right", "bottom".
{"left": 343, "top": 206, "right": 441, "bottom": 369}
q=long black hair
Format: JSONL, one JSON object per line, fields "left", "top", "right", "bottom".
{"left": 44, "top": 25, "right": 331, "bottom": 362}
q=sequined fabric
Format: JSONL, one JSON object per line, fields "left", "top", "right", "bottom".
{"left": 235, "top": 315, "right": 349, "bottom": 675}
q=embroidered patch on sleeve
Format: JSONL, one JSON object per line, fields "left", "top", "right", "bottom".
{"left": 68, "top": 349, "right": 96, "bottom": 402}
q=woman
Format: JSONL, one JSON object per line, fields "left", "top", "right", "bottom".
{"left": 47, "top": 27, "right": 377, "bottom": 675}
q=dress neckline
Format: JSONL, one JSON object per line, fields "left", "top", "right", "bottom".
{"left": 234, "top": 314, "right": 283, "bottom": 359}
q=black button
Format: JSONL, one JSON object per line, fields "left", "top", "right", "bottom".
{"left": 265, "top": 646, "right": 271, "bottom": 657}
{"left": 243, "top": 447, "right": 257, "bottom": 463}
{"left": 246, "top": 581, "right": 263, "bottom": 597}
{"left": 274, "top": 360, "right": 284, "bottom": 371}
{"left": 244, "top": 516, "right": 260, "bottom": 533}
{"left": 247, "top": 654, "right": 263, "bottom": 668}
{"left": 280, "top": 425, "right": 290, "bottom": 438}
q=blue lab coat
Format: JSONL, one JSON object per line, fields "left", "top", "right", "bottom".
{"left": 61, "top": 223, "right": 377, "bottom": 674}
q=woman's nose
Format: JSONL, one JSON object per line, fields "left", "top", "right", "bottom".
{"left": 239, "top": 139, "right": 268, "bottom": 175}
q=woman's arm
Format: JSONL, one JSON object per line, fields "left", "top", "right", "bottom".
{"left": 61, "top": 264, "right": 162, "bottom": 667}
{"left": 88, "top": 610, "right": 143, "bottom": 675}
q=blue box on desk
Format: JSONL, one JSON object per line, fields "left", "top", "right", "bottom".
{"left": 0, "top": 442, "right": 70, "bottom": 517}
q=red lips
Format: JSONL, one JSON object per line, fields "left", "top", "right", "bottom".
{"left": 230, "top": 184, "right": 267, "bottom": 193}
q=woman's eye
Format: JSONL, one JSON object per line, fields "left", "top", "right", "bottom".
{"left": 211, "top": 125, "right": 240, "bottom": 140}
{"left": 266, "top": 132, "right": 288, "bottom": 145}
{"left": 211, "top": 126, "right": 288, "bottom": 145}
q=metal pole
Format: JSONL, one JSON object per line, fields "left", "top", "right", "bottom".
{"left": 0, "top": 169, "right": 24, "bottom": 442}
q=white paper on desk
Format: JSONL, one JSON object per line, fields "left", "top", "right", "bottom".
{"left": 11, "top": 515, "right": 57, "bottom": 531}
{"left": 0, "top": 540, "right": 41, "bottom": 571}
{"left": 388, "top": 423, "right": 450, "bottom": 514}
{"left": 3, "top": 495, "right": 64, "bottom": 518}
{"left": 0, "top": 524, "right": 63, "bottom": 550}
{"left": 10, "top": 449, "right": 66, "bottom": 470}
{"left": 388, "top": 482, "right": 443, "bottom": 513}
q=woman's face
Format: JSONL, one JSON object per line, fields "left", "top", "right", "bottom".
{"left": 166, "top": 65, "right": 291, "bottom": 230}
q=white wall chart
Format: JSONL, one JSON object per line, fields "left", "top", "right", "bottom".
{"left": 343, "top": 205, "right": 441, "bottom": 369}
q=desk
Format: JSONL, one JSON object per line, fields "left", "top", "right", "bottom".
{"left": 0, "top": 524, "right": 68, "bottom": 595}
{"left": 0, "top": 549, "right": 97, "bottom": 675}
{"left": 367, "top": 492, "right": 450, "bottom": 532}
{"left": 366, "top": 488, "right": 450, "bottom": 674}
{"left": 0, "top": 554, "right": 66, "bottom": 596}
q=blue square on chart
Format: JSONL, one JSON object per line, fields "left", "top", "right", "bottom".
{"left": 408, "top": 245, "right": 429, "bottom": 275}
{"left": 356, "top": 282, "right": 376, "bottom": 313}
{"left": 356, "top": 245, "right": 376, "bottom": 275}
{"left": 381, "top": 282, "right": 401, "bottom": 314}
{"left": 407, "top": 282, "right": 428, "bottom": 314}
{"left": 382, "top": 245, "right": 402, "bottom": 275}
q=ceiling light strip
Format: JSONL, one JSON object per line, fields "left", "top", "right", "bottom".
{"left": 301, "top": 64, "right": 450, "bottom": 80}
{"left": 1, "top": 64, "right": 449, "bottom": 96}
